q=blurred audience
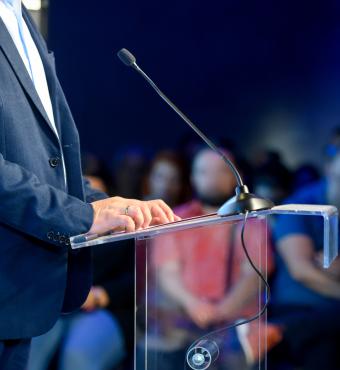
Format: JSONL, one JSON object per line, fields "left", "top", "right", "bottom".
{"left": 267, "top": 131, "right": 340, "bottom": 370}
{"left": 138, "top": 148, "right": 278, "bottom": 370}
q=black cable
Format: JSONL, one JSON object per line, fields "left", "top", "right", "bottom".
{"left": 185, "top": 211, "right": 271, "bottom": 367}
{"left": 240, "top": 211, "right": 271, "bottom": 319}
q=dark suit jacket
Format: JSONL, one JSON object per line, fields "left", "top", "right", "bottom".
{"left": 0, "top": 7, "right": 108, "bottom": 339}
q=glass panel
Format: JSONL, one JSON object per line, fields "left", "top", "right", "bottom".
{"left": 269, "top": 204, "right": 338, "bottom": 267}
{"left": 135, "top": 215, "right": 269, "bottom": 370}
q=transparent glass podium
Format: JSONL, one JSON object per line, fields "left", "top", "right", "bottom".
{"left": 71, "top": 204, "right": 338, "bottom": 370}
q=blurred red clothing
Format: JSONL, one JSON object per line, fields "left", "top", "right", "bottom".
{"left": 152, "top": 200, "right": 274, "bottom": 306}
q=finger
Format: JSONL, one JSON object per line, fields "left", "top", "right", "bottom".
{"left": 139, "top": 204, "right": 153, "bottom": 228}
{"left": 149, "top": 216, "right": 162, "bottom": 226}
{"left": 109, "top": 214, "right": 136, "bottom": 233}
{"left": 153, "top": 199, "right": 175, "bottom": 222}
{"left": 150, "top": 204, "right": 169, "bottom": 224}
{"left": 174, "top": 215, "right": 182, "bottom": 222}
{"left": 124, "top": 206, "right": 144, "bottom": 230}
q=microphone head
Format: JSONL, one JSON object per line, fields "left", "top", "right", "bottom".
{"left": 117, "top": 48, "right": 136, "bottom": 67}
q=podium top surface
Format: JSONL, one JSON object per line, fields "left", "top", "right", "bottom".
{"left": 70, "top": 204, "right": 338, "bottom": 268}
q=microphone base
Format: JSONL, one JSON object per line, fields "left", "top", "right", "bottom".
{"left": 217, "top": 186, "right": 275, "bottom": 217}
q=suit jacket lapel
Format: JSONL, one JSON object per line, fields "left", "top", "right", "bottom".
{"left": 0, "top": 15, "right": 60, "bottom": 143}
{"left": 22, "top": 8, "right": 63, "bottom": 137}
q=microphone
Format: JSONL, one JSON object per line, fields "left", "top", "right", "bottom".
{"left": 117, "top": 48, "right": 274, "bottom": 216}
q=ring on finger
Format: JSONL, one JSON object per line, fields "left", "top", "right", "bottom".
{"left": 125, "top": 206, "right": 130, "bottom": 216}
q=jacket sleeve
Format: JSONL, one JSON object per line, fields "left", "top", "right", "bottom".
{"left": 0, "top": 153, "right": 94, "bottom": 248}
{"left": 82, "top": 176, "right": 109, "bottom": 203}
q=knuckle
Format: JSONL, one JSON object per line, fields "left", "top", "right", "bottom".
{"left": 158, "top": 199, "right": 167, "bottom": 207}
{"left": 128, "top": 206, "right": 137, "bottom": 215}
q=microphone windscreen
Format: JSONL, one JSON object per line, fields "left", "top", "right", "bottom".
{"left": 117, "top": 48, "right": 136, "bottom": 66}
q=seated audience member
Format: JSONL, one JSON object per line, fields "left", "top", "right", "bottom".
{"left": 143, "top": 150, "right": 191, "bottom": 208}
{"left": 138, "top": 148, "right": 278, "bottom": 370}
{"left": 268, "top": 138, "right": 340, "bottom": 370}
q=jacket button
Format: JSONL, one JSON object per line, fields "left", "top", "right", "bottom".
{"left": 54, "top": 232, "right": 60, "bottom": 242}
{"left": 47, "top": 231, "right": 54, "bottom": 240}
{"left": 49, "top": 157, "right": 60, "bottom": 168}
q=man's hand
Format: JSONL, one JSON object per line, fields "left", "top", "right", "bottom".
{"left": 87, "top": 196, "right": 180, "bottom": 235}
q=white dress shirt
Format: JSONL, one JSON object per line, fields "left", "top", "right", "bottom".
{"left": 0, "top": 0, "right": 67, "bottom": 185}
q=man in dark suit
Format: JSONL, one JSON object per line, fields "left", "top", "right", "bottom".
{"left": 0, "top": 2, "right": 178, "bottom": 368}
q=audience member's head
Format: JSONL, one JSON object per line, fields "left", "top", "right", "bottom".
{"left": 326, "top": 153, "right": 340, "bottom": 183}
{"left": 324, "top": 126, "right": 340, "bottom": 159}
{"left": 293, "top": 164, "right": 320, "bottom": 191}
{"left": 111, "top": 147, "right": 148, "bottom": 199}
{"left": 143, "top": 151, "right": 191, "bottom": 207}
{"left": 252, "top": 150, "right": 292, "bottom": 204}
{"left": 191, "top": 147, "right": 237, "bottom": 210}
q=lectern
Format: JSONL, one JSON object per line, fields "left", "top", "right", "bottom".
{"left": 71, "top": 204, "right": 338, "bottom": 370}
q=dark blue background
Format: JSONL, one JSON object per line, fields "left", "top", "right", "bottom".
{"left": 48, "top": 0, "right": 340, "bottom": 168}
